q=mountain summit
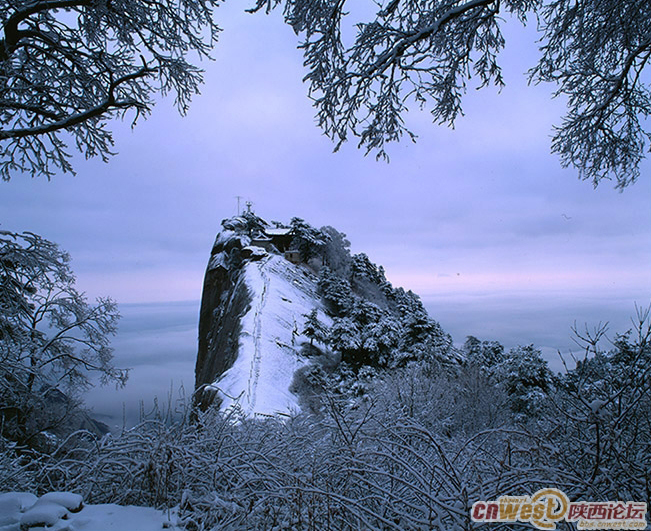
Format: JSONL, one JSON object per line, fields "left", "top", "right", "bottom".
{"left": 194, "top": 213, "right": 457, "bottom": 418}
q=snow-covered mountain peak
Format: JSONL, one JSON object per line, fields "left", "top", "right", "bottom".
{"left": 194, "top": 222, "right": 330, "bottom": 417}
{"left": 194, "top": 214, "right": 457, "bottom": 419}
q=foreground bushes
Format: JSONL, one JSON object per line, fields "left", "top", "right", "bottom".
{"left": 0, "top": 404, "right": 549, "bottom": 530}
{"left": 1, "top": 308, "right": 649, "bottom": 530}
{"left": 2, "top": 385, "right": 648, "bottom": 530}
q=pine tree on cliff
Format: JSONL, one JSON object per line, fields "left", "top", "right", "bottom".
{"left": 290, "top": 218, "right": 330, "bottom": 262}
{"left": 302, "top": 309, "right": 327, "bottom": 347}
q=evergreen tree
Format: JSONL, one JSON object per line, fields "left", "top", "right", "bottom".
{"left": 302, "top": 309, "right": 327, "bottom": 347}
{"left": 496, "top": 345, "right": 551, "bottom": 416}
{"left": 317, "top": 267, "right": 354, "bottom": 317}
{"left": 290, "top": 218, "right": 330, "bottom": 262}
{"left": 351, "top": 253, "right": 386, "bottom": 285}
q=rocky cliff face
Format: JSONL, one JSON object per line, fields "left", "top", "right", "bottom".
{"left": 194, "top": 229, "right": 252, "bottom": 411}
{"left": 194, "top": 220, "right": 327, "bottom": 417}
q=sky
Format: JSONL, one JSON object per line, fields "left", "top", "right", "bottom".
{"left": 2, "top": 2, "right": 651, "bottom": 409}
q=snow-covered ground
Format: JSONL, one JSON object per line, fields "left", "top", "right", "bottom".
{"left": 206, "top": 252, "right": 330, "bottom": 417}
{"left": 0, "top": 492, "right": 181, "bottom": 531}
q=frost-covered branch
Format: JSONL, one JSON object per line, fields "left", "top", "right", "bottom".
{"left": 0, "top": 0, "right": 221, "bottom": 179}
{"left": 0, "top": 230, "right": 124, "bottom": 447}
{"left": 251, "top": 0, "right": 650, "bottom": 187}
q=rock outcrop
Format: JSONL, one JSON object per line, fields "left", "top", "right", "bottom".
{"left": 194, "top": 215, "right": 459, "bottom": 418}
{"left": 194, "top": 228, "right": 252, "bottom": 410}
{"left": 194, "top": 218, "right": 327, "bottom": 417}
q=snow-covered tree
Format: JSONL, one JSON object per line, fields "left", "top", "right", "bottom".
{"left": 361, "top": 315, "right": 401, "bottom": 367}
{"left": 0, "top": 0, "right": 220, "bottom": 180}
{"left": 251, "top": 0, "right": 650, "bottom": 188}
{"left": 326, "top": 317, "right": 362, "bottom": 365}
{"left": 289, "top": 218, "right": 330, "bottom": 262}
{"left": 463, "top": 336, "right": 505, "bottom": 371}
{"left": 0, "top": 231, "right": 126, "bottom": 447}
{"left": 317, "top": 266, "right": 354, "bottom": 316}
{"left": 351, "top": 253, "right": 385, "bottom": 286}
{"left": 319, "top": 225, "right": 352, "bottom": 278}
{"left": 301, "top": 308, "right": 327, "bottom": 347}
{"left": 349, "top": 253, "right": 393, "bottom": 305}
{"left": 496, "top": 344, "right": 551, "bottom": 416}
{"left": 327, "top": 309, "right": 401, "bottom": 369}
{"left": 348, "top": 299, "right": 383, "bottom": 326}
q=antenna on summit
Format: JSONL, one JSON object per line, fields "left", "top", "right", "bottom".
{"left": 235, "top": 195, "right": 243, "bottom": 216}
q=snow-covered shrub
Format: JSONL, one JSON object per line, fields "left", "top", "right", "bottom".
{"left": 0, "top": 438, "right": 37, "bottom": 493}
{"left": 541, "top": 308, "right": 651, "bottom": 502}
{"left": 370, "top": 362, "right": 511, "bottom": 437}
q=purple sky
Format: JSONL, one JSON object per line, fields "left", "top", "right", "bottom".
{"left": 2, "top": 5, "right": 650, "bottom": 337}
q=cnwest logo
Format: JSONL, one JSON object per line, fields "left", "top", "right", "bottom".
{"left": 470, "top": 488, "right": 647, "bottom": 530}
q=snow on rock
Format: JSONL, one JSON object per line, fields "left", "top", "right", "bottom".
{"left": 36, "top": 492, "right": 83, "bottom": 512}
{"left": 207, "top": 251, "right": 228, "bottom": 272}
{"left": 56, "top": 503, "right": 180, "bottom": 531}
{"left": 207, "top": 254, "right": 330, "bottom": 417}
{"left": 20, "top": 502, "right": 69, "bottom": 528}
{"left": 0, "top": 491, "right": 181, "bottom": 531}
{"left": 0, "top": 492, "right": 37, "bottom": 512}
{"left": 213, "top": 229, "right": 250, "bottom": 251}
{"left": 214, "top": 229, "right": 237, "bottom": 247}
{"left": 241, "top": 246, "right": 268, "bottom": 261}
{"left": 589, "top": 398, "right": 607, "bottom": 413}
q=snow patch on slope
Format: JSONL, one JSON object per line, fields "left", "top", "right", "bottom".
{"left": 206, "top": 255, "right": 330, "bottom": 417}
